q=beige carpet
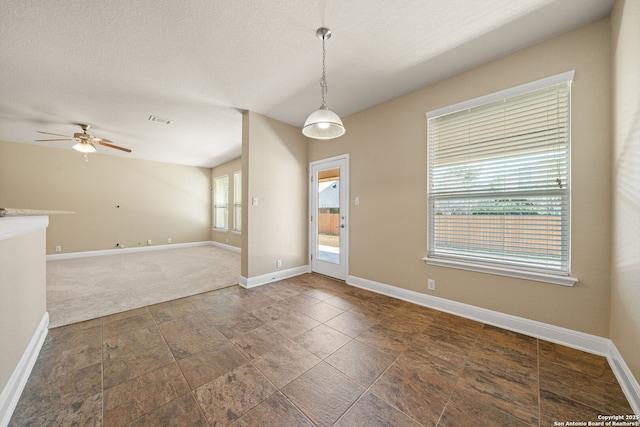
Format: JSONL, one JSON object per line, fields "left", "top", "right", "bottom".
{"left": 47, "top": 245, "right": 240, "bottom": 328}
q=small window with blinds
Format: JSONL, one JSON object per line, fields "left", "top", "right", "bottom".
{"left": 425, "top": 71, "right": 577, "bottom": 286}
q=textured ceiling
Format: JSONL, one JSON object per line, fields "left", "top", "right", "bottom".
{"left": 0, "top": 0, "right": 614, "bottom": 167}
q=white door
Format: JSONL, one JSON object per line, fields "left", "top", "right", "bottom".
{"left": 310, "top": 155, "right": 349, "bottom": 280}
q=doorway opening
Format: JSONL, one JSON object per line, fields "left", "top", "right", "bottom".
{"left": 309, "top": 155, "right": 349, "bottom": 280}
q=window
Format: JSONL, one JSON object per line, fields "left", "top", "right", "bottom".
{"left": 425, "top": 71, "right": 577, "bottom": 286}
{"left": 214, "top": 175, "right": 229, "bottom": 230}
{"left": 233, "top": 170, "right": 242, "bottom": 233}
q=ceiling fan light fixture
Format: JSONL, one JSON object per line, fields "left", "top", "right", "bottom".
{"left": 73, "top": 141, "right": 97, "bottom": 153}
{"left": 36, "top": 124, "right": 131, "bottom": 157}
{"left": 303, "top": 27, "right": 345, "bottom": 140}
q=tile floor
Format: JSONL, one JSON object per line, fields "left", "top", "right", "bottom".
{"left": 9, "top": 273, "right": 633, "bottom": 426}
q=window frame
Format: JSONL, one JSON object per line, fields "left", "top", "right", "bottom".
{"left": 233, "top": 170, "right": 242, "bottom": 233}
{"left": 213, "top": 174, "right": 229, "bottom": 231}
{"left": 423, "top": 71, "right": 578, "bottom": 287}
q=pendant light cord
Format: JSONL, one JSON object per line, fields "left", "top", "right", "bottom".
{"left": 320, "top": 34, "right": 328, "bottom": 108}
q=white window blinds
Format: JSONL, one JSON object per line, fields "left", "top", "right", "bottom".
{"left": 233, "top": 171, "right": 242, "bottom": 233}
{"left": 214, "top": 175, "right": 229, "bottom": 230}
{"left": 427, "top": 72, "right": 573, "bottom": 278}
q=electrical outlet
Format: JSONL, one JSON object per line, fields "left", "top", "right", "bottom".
{"left": 168, "top": 238, "right": 172, "bottom": 243}
{"left": 147, "top": 239, "right": 152, "bottom": 245}
{"left": 277, "top": 259, "right": 283, "bottom": 268}
{"left": 428, "top": 279, "right": 436, "bottom": 291}
{"left": 55, "top": 245, "right": 61, "bottom": 252}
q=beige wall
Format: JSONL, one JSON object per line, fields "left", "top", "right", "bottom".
{"left": 0, "top": 227, "right": 47, "bottom": 394}
{"left": 611, "top": 0, "right": 640, "bottom": 383}
{"left": 211, "top": 157, "right": 242, "bottom": 248}
{"left": 242, "top": 112, "right": 308, "bottom": 279}
{"left": 310, "top": 19, "right": 612, "bottom": 337}
{"left": 0, "top": 141, "right": 212, "bottom": 254}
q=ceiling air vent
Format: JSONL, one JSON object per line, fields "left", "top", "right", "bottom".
{"left": 148, "top": 115, "right": 173, "bottom": 125}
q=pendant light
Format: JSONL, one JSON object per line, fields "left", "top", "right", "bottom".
{"left": 302, "top": 27, "right": 345, "bottom": 140}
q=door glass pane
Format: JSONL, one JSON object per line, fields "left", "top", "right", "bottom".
{"left": 317, "top": 168, "right": 340, "bottom": 263}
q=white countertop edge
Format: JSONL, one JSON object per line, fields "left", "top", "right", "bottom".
{"left": 0, "top": 216, "right": 49, "bottom": 241}
{"left": 0, "top": 208, "right": 75, "bottom": 217}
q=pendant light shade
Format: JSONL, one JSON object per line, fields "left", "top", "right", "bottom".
{"left": 303, "top": 27, "right": 345, "bottom": 140}
{"left": 302, "top": 106, "right": 345, "bottom": 139}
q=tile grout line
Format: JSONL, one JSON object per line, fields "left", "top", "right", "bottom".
{"left": 342, "top": 350, "right": 424, "bottom": 426}
{"left": 237, "top": 284, "right": 390, "bottom": 425}
{"left": 101, "top": 317, "right": 105, "bottom": 427}
{"left": 537, "top": 338, "right": 542, "bottom": 427}
{"left": 250, "top": 352, "right": 316, "bottom": 426}
{"left": 243, "top": 295, "right": 353, "bottom": 424}
{"left": 234, "top": 286, "right": 327, "bottom": 424}
{"left": 168, "top": 298, "right": 219, "bottom": 427}
{"left": 188, "top": 289, "right": 292, "bottom": 425}
{"left": 110, "top": 307, "right": 186, "bottom": 426}
{"left": 331, "top": 304, "right": 435, "bottom": 427}
{"left": 168, "top": 300, "right": 223, "bottom": 426}
{"left": 435, "top": 321, "right": 486, "bottom": 427}
{"left": 540, "top": 348, "right": 631, "bottom": 416}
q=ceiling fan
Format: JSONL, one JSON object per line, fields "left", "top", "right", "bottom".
{"left": 36, "top": 124, "right": 132, "bottom": 155}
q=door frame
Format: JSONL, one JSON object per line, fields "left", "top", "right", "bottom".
{"left": 309, "top": 154, "right": 349, "bottom": 280}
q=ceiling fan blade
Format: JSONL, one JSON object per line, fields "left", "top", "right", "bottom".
{"left": 98, "top": 140, "right": 132, "bottom": 153}
{"left": 35, "top": 138, "right": 73, "bottom": 142}
{"left": 37, "top": 131, "right": 71, "bottom": 138}
{"left": 93, "top": 137, "right": 113, "bottom": 143}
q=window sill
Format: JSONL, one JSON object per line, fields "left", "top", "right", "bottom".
{"left": 232, "top": 231, "right": 242, "bottom": 235}
{"left": 422, "top": 257, "right": 578, "bottom": 287}
{"left": 212, "top": 228, "right": 228, "bottom": 233}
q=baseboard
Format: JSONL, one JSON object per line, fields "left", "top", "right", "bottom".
{"left": 347, "top": 274, "right": 640, "bottom": 412}
{"left": 0, "top": 312, "right": 48, "bottom": 427}
{"left": 240, "top": 265, "right": 311, "bottom": 288}
{"left": 347, "top": 275, "right": 610, "bottom": 354}
{"left": 46, "top": 241, "right": 237, "bottom": 261}
{"left": 608, "top": 342, "right": 640, "bottom": 415}
{"left": 210, "top": 241, "right": 241, "bottom": 254}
